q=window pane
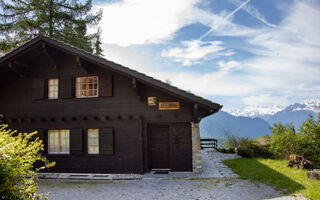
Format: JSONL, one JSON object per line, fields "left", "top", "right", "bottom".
{"left": 88, "top": 129, "right": 99, "bottom": 154}
{"left": 60, "top": 129, "right": 70, "bottom": 153}
{"left": 76, "top": 77, "right": 87, "bottom": 97}
{"left": 49, "top": 130, "right": 59, "bottom": 153}
{"left": 48, "top": 129, "right": 69, "bottom": 154}
{"left": 48, "top": 79, "right": 59, "bottom": 99}
{"left": 76, "top": 76, "right": 98, "bottom": 97}
{"left": 88, "top": 89, "right": 94, "bottom": 96}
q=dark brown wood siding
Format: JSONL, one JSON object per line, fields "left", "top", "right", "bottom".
{"left": 0, "top": 45, "right": 198, "bottom": 173}
{"left": 32, "top": 79, "right": 44, "bottom": 100}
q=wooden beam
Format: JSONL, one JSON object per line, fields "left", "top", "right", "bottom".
{"left": 13, "top": 61, "right": 29, "bottom": 68}
{"left": 132, "top": 78, "right": 143, "bottom": 101}
{"left": 8, "top": 61, "right": 24, "bottom": 78}
{"left": 193, "top": 104, "right": 200, "bottom": 123}
{"left": 41, "top": 42, "right": 57, "bottom": 69}
{"left": 8, "top": 62, "right": 12, "bottom": 68}
{"left": 132, "top": 78, "right": 137, "bottom": 88}
{"left": 75, "top": 56, "right": 89, "bottom": 74}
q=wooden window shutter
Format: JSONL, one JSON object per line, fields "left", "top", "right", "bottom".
{"left": 99, "top": 74, "right": 112, "bottom": 97}
{"left": 99, "top": 127, "right": 114, "bottom": 155}
{"left": 60, "top": 76, "right": 73, "bottom": 99}
{"left": 36, "top": 129, "right": 47, "bottom": 155}
{"left": 70, "top": 128, "right": 83, "bottom": 155}
{"left": 32, "top": 79, "right": 44, "bottom": 100}
{"left": 42, "top": 129, "right": 48, "bottom": 155}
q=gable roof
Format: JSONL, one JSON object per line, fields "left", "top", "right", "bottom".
{"left": 0, "top": 35, "right": 222, "bottom": 112}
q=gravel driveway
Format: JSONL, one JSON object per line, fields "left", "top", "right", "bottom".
{"left": 38, "top": 151, "right": 308, "bottom": 200}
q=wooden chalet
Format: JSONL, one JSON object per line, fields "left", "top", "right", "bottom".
{"left": 0, "top": 36, "right": 222, "bottom": 173}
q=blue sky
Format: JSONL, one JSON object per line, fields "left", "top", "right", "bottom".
{"left": 92, "top": 0, "right": 320, "bottom": 111}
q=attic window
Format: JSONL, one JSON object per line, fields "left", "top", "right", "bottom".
{"left": 76, "top": 76, "right": 98, "bottom": 98}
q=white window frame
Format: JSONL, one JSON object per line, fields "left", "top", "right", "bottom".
{"left": 48, "top": 78, "right": 59, "bottom": 99}
{"left": 75, "top": 76, "right": 99, "bottom": 98}
{"left": 48, "top": 129, "right": 70, "bottom": 154}
{"left": 87, "top": 128, "right": 99, "bottom": 154}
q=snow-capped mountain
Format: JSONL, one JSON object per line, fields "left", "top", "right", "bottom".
{"left": 229, "top": 105, "right": 283, "bottom": 118}
{"left": 229, "top": 100, "right": 320, "bottom": 118}
{"left": 289, "top": 100, "right": 320, "bottom": 113}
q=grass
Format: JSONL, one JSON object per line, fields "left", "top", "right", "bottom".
{"left": 224, "top": 158, "right": 320, "bottom": 200}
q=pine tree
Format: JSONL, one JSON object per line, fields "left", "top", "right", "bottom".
{"left": 0, "top": 0, "right": 103, "bottom": 55}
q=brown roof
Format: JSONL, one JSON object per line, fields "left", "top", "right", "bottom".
{"left": 0, "top": 35, "right": 222, "bottom": 112}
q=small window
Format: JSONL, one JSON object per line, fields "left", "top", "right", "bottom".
{"left": 87, "top": 129, "right": 99, "bottom": 154}
{"left": 48, "top": 129, "right": 70, "bottom": 154}
{"left": 48, "top": 78, "right": 59, "bottom": 99}
{"left": 76, "top": 76, "right": 99, "bottom": 98}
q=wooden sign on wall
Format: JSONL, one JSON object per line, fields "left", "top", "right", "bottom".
{"left": 159, "top": 102, "right": 180, "bottom": 110}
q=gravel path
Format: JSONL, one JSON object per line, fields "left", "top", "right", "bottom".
{"left": 38, "top": 178, "right": 307, "bottom": 200}
{"left": 38, "top": 151, "right": 308, "bottom": 200}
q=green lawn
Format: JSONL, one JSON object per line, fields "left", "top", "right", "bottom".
{"left": 224, "top": 158, "right": 320, "bottom": 200}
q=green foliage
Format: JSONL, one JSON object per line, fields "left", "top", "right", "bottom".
{"left": 217, "top": 148, "right": 235, "bottom": 154}
{"left": 224, "top": 158, "right": 320, "bottom": 200}
{"left": 237, "top": 138, "right": 271, "bottom": 158}
{"left": 268, "top": 123, "right": 298, "bottom": 159}
{"left": 0, "top": 0, "right": 103, "bottom": 55}
{"left": 0, "top": 124, "right": 55, "bottom": 200}
{"left": 223, "top": 136, "right": 270, "bottom": 158}
{"left": 223, "top": 135, "right": 239, "bottom": 150}
{"left": 298, "top": 113, "right": 320, "bottom": 167}
{"left": 267, "top": 113, "right": 320, "bottom": 167}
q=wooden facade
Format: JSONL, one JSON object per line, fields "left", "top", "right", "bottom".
{"left": 0, "top": 36, "right": 222, "bottom": 173}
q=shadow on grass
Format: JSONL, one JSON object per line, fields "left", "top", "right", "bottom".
{"left": 224, "top": 158, "right": 305, "bottom": 194}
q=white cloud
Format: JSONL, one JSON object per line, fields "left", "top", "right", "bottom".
{"left": 150, "top": 70, "right": 255, "bottom": 96}
{"left": 94, "top": 0, "right": 201, "bottom": 46}
{"left": 217, "top": 60, "right": 241, "bottom": 72}
{"left": 94, "top": 0, "right": 258, "bottom": 47}
{"left": 239, "top": 1, "right": 320, "bottom": 95}
{"left": 161, "top": 40, "right": 225, "bottom": 66}
{"left": 241, "top": 94, "right": 290, "bottom": 107}
{"left": 159, "top": 0, "right": 260, "bottom": 66}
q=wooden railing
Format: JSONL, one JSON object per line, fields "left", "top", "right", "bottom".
{"left": 200, "top": 138, "right": 218, "bottom": 150}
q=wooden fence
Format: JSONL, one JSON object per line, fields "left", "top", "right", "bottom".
{"left": 200, "top": 138, "right": 218, "bottom": 150}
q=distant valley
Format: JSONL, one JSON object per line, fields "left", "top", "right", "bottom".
{"left": 200, "top": 100, "right": 320, "bottom": 144}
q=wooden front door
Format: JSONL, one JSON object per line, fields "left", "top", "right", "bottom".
{"left": 150, "top": 125, "right": 171, "bottom": 169}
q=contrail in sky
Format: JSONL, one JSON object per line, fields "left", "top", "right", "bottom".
{"left": 229, "top": 0, "right": 277, "bottom": 28}
{"left": 199, "top": 0, "right": 251, "bottom": 41}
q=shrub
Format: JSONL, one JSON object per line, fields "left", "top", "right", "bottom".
{"left": 267, "top": 112, "right": 320, "bottom": 168}
{"left": 0, "top": 124, "right": 55, "bottom": 199}
{"left": 297, "top": 114, "right": 320, "bottom": 167}
{"left": 218, "top": 148, "right": 235, "bottom": 154}
{"left": 223, "top": 135, "right": 239, "bottom": 150}
{"left": 222, "top": 136, "right": 270, "bottom": 158}
{"left": 237, "top": 139, "right": 270, "bottom": 158}
{"left": 268, "top": 123, "right": 298, "bottom": 159}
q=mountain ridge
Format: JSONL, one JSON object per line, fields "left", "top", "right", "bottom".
{"left": 200, "top": 100, "right": 319, "bottom": 143}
